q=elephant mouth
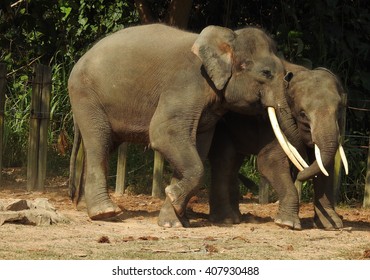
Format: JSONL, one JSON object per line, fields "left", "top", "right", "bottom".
{"left": 267, "top": 107, "right": 349, "bottom": 179}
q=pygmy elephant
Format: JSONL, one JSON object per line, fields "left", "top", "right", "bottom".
{"left": 68, "top": 24, "right": 307, "bottom": 228}
{"left": 209, "top": 61, "right": 348, "bottom": 230}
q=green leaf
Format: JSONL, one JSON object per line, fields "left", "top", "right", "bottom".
{"left": 60, "top": 6, "right": 72, "bottom": 21}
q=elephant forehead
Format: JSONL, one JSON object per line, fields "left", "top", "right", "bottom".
{"left": 235, "top": 28, "right": 276, "bottom": 54}
{"left": 247, "top": 55, "right": 283, "bottom": 74}
{"left": 292, "top": 72, "right": 341, "bottom": 100}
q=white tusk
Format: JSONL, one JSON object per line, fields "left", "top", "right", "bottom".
{"left": 339, "top": 144, "right": 349, "bottom": 175}
{"left": 267, "top": 107, "right": 304, "bottom": 171}
{"left": 287, "top": 140, "right": 309, "bottom": 168}
{"left": 314, "top": 144, "right": 329, "bottom": 176}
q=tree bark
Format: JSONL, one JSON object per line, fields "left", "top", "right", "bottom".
{"left": 134, "top": 0, "right": 193, "bottom": 29}
{"left": 165, "top": 0, "right": 193, "bottom": 29}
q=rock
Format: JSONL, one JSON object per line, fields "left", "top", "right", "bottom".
{"left": 6, "top": 199, "right": 30, "bottom": 211}
{"left": 0, "top": 198, "right": 68, "bottom": 226}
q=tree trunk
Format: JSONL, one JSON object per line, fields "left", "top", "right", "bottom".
{"left": 134, "top": 0, "right": 193, "bottom": 29}
{"left": 134, "top": 0, "right": 155, "bottom": 24}
{"left": 165, "top": 0, "right": 193, "bottom": 29}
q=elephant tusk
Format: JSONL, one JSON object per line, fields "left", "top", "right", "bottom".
{"left": 339, "top": 144, "right": 349, "bottom": 175}
{"left": 314, "top": 144, "right": 329, "bottom": 176}
{"left": 267, "top": 107, "right": 304, "bottom": 171}
{"left": 287, "top": 140, "right": 309, "bottom": 168}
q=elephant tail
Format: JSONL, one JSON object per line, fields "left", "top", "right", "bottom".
{"left": 69, "top": 121, "right": 85, "bottom": 207}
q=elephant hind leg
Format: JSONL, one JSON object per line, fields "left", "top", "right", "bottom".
{"left": 73, "top": 102, "right": 121, "bottom": 220}
{"left": 69, "top": 120, "right": 82, "bottom": 204}
{"left": 83, "top": 135, "right": 122, "bottom": 220}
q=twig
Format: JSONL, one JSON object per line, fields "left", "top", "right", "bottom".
{"left": 6, "top": 55, "right": 44, "bottom": 77}
{"left": 348, "top": 106, "right": 370, "bottom": 112}
{"left": 141, "top": 247, "right": 202, "bottom": 253}
{"left": 10, "top": 0, "right": 26, "bottom": 8}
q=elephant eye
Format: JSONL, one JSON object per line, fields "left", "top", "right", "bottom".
{"left": 261, "top": 69, "right": 273, "bottom": 79}
{"left": 299, "top": 111, "right": 308, "bottom": 119}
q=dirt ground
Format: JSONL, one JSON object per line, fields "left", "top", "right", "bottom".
{"left": 0, "top": 168, "right": 369, "bottom": 260}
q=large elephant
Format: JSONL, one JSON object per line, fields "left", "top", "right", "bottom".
{"left": 68, "top": 24, "right": 306, "bottom": 228}
{"left": 209, "top": 61, "right": 348, "bottom": 230}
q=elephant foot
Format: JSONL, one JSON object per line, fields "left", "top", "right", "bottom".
{"left": 314, "top": 206, "right": 343, "bottom": 230}
{"left": 209, "top": 208, "right": 241, "bottom": 224}
{"left": 88, "top": 202, "right": 122, "bottom": 220}
{"left": 274, "top": 211, "right": 301, "bottom": 230}
{"left": 158, "top": 197, "right": 190, "bottom": 228}
{"left": 165, "top": 184, "right": 188, "bottom": 217}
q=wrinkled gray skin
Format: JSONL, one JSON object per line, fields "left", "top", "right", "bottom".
{"left": 209, "top": 62, "right": 345, "bottom": 230}
{"left": 68, "top": 24, "right": 294, "bottom": 228}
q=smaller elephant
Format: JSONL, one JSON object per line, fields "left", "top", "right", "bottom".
{"left": 208, "top": 61, "right": 348, "bottom": 230}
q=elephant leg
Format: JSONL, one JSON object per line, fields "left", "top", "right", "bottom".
{"left": 209, "top": 149, "right": 243, "bottom": 224}
{"left": 155, "top": 128, "right": 214, "bottom": 227}
{"left": 158, "top": 172, "right": 190, "bottom": 228}
{"left": 208, "top": 121, "right": 243, "bottom": 224}
{"left": 313, "top": 164, "right": 343, "bottom": 229}
{"left": 258, "top": 141, "right": 301, "bottom": 230}
{"left": 73, "top": 103, "right": 121, "bottom": 220}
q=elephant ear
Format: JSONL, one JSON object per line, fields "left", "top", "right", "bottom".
{"left": 192, "top": 26, "right": 236, "bottom": 90}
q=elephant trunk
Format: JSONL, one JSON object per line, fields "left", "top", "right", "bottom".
{"left": 267, "top": 87, "right": 307, "bottom": 171}
{"left": 297, "top": 120, "right": 339, "bottom": 181}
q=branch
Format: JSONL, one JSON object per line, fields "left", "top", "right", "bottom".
{"left": 6, "top": 55, "right": 44, "bottom": 77}
{"left": 10, "top": 0, "right": 26, "bottom": 8}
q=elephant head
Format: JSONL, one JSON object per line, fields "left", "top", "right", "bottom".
{"left": 191, "top": 26, "right": 306, "bottom": 172}
{"left": 284, "top": 62, "right": 348, "bottom": 181}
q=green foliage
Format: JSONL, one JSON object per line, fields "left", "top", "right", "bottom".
{"left": 0, "top": 0, "right": 139, "bottom": 169}
{"left": 238, "top": 155, "right": 260, "bottom": 195}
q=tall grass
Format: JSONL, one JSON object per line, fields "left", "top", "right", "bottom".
{"left": 3, "top": 70, "right": 32, "bottom": 167}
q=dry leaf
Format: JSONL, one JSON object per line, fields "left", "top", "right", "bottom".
{"left": 138, "top": 236, "right": 159, "bottom": 241}
{"left": 122, "top": 236, "right": 135, "bottom": 242}
{"left": 204, "top": 244, "right": 218, "bottom": 253}
{"left": 57, "top": 129, "right": 69, "bottom": 156}
{"left": 364, "top": 249, "right": 370, "bottom": 259}
{"left": 204, "top": 236, "right": 216, "bottom": 241}
{"left": 98, "top": 236, "right": 110, "bottom": 243}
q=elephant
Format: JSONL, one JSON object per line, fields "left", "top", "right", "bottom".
{"left": 208, "top": 61, "right": 348, "bottom": 230}
{"left": 68, "top": 23, "right": 310, "bottom": 228}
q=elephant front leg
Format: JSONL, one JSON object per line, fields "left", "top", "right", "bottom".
{"left": 158, "top": 197, "right": 191, "bottom": 228}
{"left": 313, "top": 167, "right": 343, "bottom": 229}
{"left": 152, "top": 123, "right": 213, "bottom": 227}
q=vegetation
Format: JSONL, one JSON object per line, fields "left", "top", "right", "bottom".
{"left": 0, "top": 0, "right": 368, "bottom": 202}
